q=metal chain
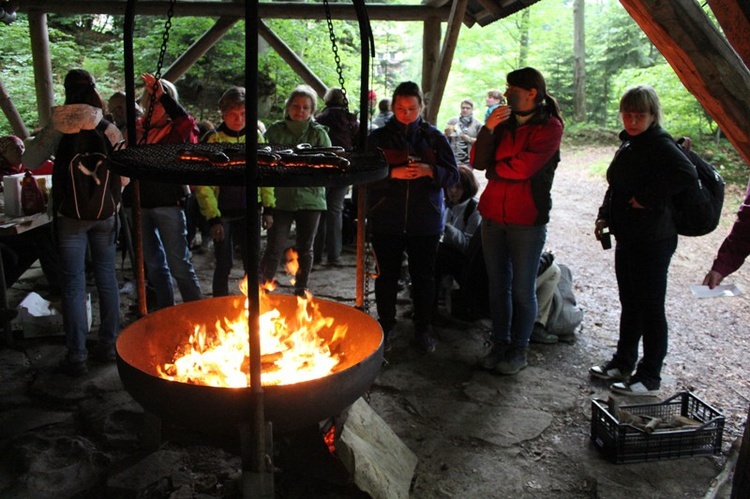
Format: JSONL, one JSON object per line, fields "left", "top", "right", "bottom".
{"left": 322, "top": 0, "right": 348, "bottom": 109}
{"left": 363, "top": 240, "right": 379, "bottom": 314}
{"left": 139, "top": 0, "right": 176, "bottom": 145}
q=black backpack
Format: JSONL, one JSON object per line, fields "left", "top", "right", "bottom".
{"left": 671, "top": 140, "right": 725, "bottom": 237}
{"left": 53, "top": 120, "right": 122, "bottom": 220}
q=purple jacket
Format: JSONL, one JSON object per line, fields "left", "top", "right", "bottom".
{"left": 711, "top": 181, "right": 750, "bottom": 277}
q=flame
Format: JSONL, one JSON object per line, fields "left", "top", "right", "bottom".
{"left": 323, "top": 424, "right": 336, "bottom": 454}
{"left": 285, "top": 248, "right": 299, "bottom": 286}
{"left": 157, "top": 275, "right": 348, "bottom": 388}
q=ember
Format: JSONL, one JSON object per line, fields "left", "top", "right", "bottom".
{"left": 156, "top": 270, "right": 347, "bottom": 388}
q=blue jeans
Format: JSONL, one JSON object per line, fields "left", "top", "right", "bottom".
{"left": 260, "top": 210, "right": 321, "bottom": 293}
{"left": 57, "top": 215, "right": 120, "bottom": 363}
{"left": 612, "top": 235, "right": 677, "bottom": 385}
{"left": 213, "top": 217, "right": 248, "bottom": 297}
{"left": 314, "top": 185, "right": 349, "bottom": 262}
{"left": 141, "top": 206, "right": 203, "bottom": 309}
{"left": 371, "top": 232, "right": 440, "bottom": 334}
{"left": 481, "top": 220, "right": 547, "bottom": 348}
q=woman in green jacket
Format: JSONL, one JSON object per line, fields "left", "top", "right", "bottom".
{"left": 260, "top": 84, "right": 331, "bottom": 296}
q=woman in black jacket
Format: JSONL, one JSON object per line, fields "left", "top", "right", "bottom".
{"left": 590, "top": 85, "right": 696, "bottom": 395}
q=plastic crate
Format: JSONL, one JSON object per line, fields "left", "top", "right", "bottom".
{"left": 590, "top": 391, "right": 724, "bottom": 464}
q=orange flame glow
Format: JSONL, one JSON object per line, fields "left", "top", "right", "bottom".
{"left": 156, "top": 275, "right": 348, "bottom": 388}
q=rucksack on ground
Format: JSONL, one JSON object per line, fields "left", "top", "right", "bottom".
{"left": 671, "top": 140, "right": 725, "bottom": 237}
{"left": 546, "top": 263, "right": 584, "bottom": 337}
{"left": 52, "top": 120, "right": 121, "bottom": 220}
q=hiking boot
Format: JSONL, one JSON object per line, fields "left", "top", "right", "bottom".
{"left": 610, "top": 377, "right": 660, "bottom": 396}
{"left": 479, "top": 342, "right": 509, "bottom": 370}
{"left": 56, "top": 358, "right": 88, "bottom": 377}
{"left": 494, "top": 347, "right": 528, "bottom": 375}
{"left": 589, "top": 361, "right": 631, "bottom": 382}
{"left": 414, "top": 330, "right": 436, "bottom": 354}
{"left": 530, "top": 323, "right": 558, "bottom": 344}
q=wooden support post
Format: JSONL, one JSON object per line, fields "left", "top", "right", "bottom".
{"left": 26, "top": 10, "right": 54, "bottom": 126}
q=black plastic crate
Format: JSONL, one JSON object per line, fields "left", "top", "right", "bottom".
{"left": 590, "top": 391, "right": 724, "bottom": 463}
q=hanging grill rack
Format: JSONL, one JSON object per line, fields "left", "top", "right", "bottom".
{"left": 110, "top": 143, "right": 387, "bottom": 187}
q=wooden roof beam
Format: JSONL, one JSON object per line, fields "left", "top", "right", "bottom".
{"left": 20, "top": 1, "right": 452, "bottom": 22}
{"left": 163, "top": 16, "right": 240, "bottom": 83}
{"left": 425, "top": 0, "right": 469, "bottom": 124}
{"left": 257, "top": 19, "right": 327, "bottom": 99}
{"left": 707, "top": 0, "right": 750, "bottom": 70}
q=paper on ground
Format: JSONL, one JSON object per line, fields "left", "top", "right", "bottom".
{"left": 690, "top": 284, "right": 742, "bottom": 298}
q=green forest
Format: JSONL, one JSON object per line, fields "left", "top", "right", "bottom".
{"left": 0, "top": 0, "right": 746, "bottom": 184}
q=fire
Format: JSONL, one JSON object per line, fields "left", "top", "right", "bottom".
{"left": 157, "top": 258, "right": 348, "bottom": 388}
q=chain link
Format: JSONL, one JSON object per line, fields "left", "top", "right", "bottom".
{"left": 322, "top": 0, "right": 348, "bottom": 109}
{"left": 139, "top": 0, "right": 176, "bottom": 145}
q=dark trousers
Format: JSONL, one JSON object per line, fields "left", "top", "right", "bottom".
{"left": 212, "top": 217, "right": 248, "bottom": 297}
{"left": 371, "top": 232, "right": 440, "bottom": 334}
{"left": 613, "top": 235, "right": 677, "bottom": 385}
{"left": 434, "top": 243, "right": 465, "bottom": 309}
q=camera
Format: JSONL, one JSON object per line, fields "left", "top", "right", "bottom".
{"left": 600, "top": 228, "right": 612, "bottom": 250}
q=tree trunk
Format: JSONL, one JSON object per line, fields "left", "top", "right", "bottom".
{"left": 573, "top": 0, "right": 586, "bottom": 122}
{"left": 517, "top": 8, "right": 530, "bottom": 68}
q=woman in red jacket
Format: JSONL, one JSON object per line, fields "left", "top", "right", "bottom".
{"left": 471, "top": 67, "right": 564, "bottom": 375}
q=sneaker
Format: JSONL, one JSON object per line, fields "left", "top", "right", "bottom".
{"left": 414, "top": 331, "right": 436, "bottom": 354}
{"left": 56, "top": 358, "right": 88, "bottom": 377}
{"left": 610, "top": 379, "right": 660, "bottom": 395}
{"left": 589, "top": 361, "right": 630, "bottom": 382}
{"left": 479, "top": 342, "right": 508, "bottom": 370}
{"left": 494, "top": 347, "right": 528, "bottom": 375}
{"left": 530, "top": 323, "right": 558, "bottom": 344}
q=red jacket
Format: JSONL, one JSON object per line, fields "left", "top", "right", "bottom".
{"left": 471, "top": 113, "right": 562, "bottom": 226}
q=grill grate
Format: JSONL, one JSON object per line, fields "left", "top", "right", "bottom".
{"left": 110, "top": 143, "right": 388, "bottom": 187}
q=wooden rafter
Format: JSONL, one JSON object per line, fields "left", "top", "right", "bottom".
{"left": 707, "top": 0, "right": 750, "bottom": 70}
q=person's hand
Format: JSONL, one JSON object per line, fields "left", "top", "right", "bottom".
{"left": 141, "top": 73, "right": 163, "bottom": 99}
{"left": 484, "top": 105, "right": 512, "bottom": 132}
{"left": 594, "top": 219, "right": 608, "bottom": 240}
{"left": 702, "top": 270, "right": 724, "bottom": 289}
{"left": 629, "top": 196, "right": 645, "bottom": 209}
{"left": 210, "top": 223, "right": 225, "bottom": 242}
{"left": 262, "top": 214, "right": 273, "bottom": 230}
{"left": 391, "top": 162, "right": 433, "bottom": 180}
